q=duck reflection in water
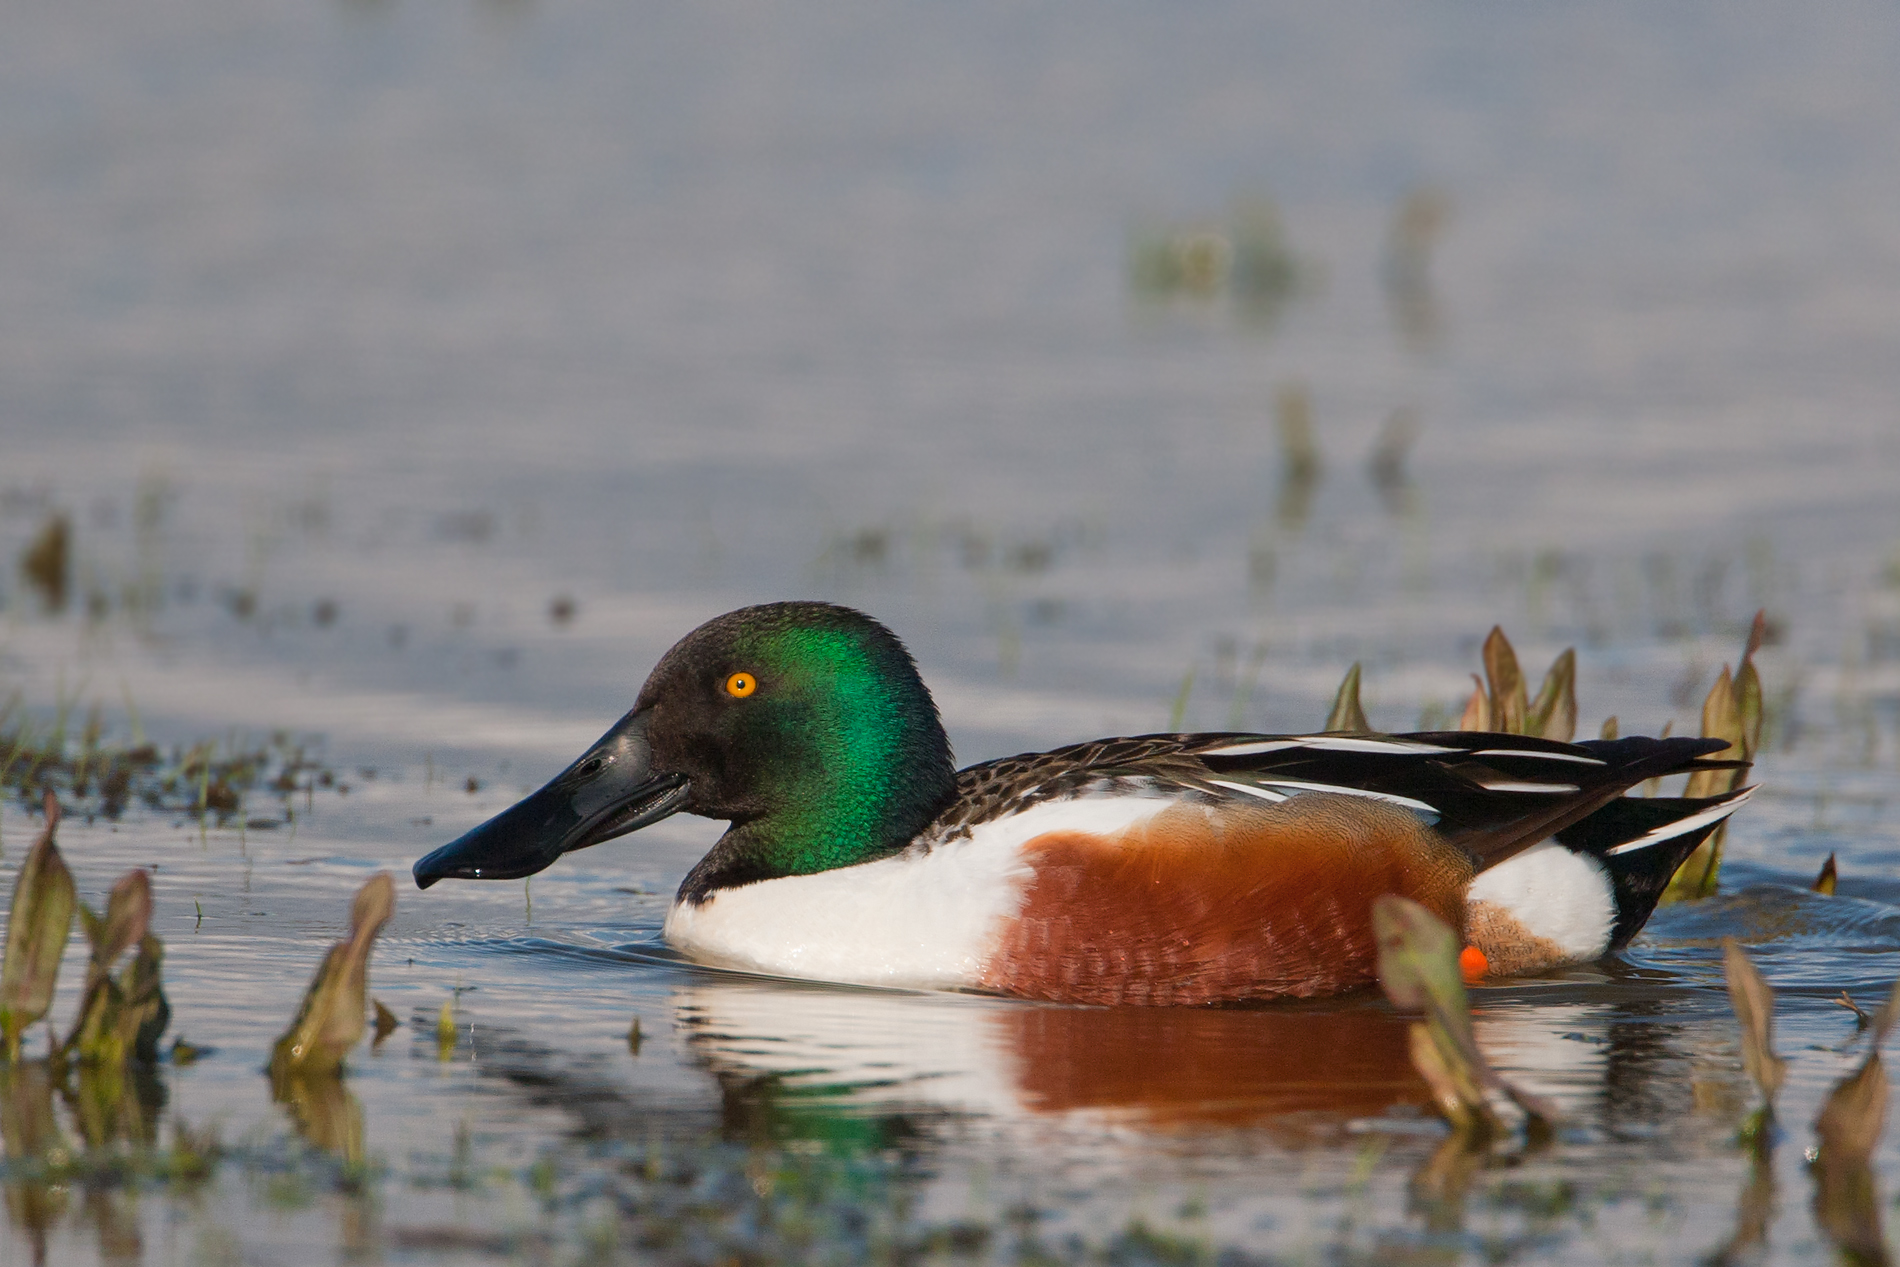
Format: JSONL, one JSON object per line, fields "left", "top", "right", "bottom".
{"left": 676, "top": 980, "right": 1435, "bottom": 1139}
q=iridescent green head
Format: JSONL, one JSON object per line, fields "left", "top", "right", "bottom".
{"left": 636, "top": 602, "right": 957, "bottom": 899}
{"left": 409, "top": 602, "right": 957, "bottom": 900}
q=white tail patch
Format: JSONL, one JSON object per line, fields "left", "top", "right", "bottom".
{"left": 1473, "top": 780, "right": 1582, "bottom": 794}
{"left": 1470, "top": 749, "right": 1607, "bottom": 766}
{"left": 1604, "top": 788, "right": 1755, "bottom": 855}
{"left": 1467, "top": 842, "right": 1614, "bottom": 962}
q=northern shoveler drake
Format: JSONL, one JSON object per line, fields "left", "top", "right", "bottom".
{"left": 413, "top": 601, "right": 1753, "bottom": 1005}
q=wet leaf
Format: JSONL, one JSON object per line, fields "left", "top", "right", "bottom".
{"left": 1668, "top": 618, "right": 1764, "bottom": 901}
{"left": 1815, "top": 853, "right": 1839, "bottom": 896}
{"left": 1372, "top": 895, "right": 1558, "bottom": 1135}
{"left": 1525, "top": 648, "right": 1577, "bottom": 742}
{"left": 0, "top": 794, "right": 76, "bottom": 1062}
{"left": 1406, "top": 1020, "right": 1493, "bottom": 1133}
{"left": 270, "top": 873, "right": 394, "bottom": 1076}
{"left": 122, "top": 935, "right": 170, "bottom": 1063}
{"left": 1687, "top": 666, "right": 1743, "bottom": 799}
{"left": 1325, "top": 663, "right": 1371, "bottom": 734}
{"left": 90, "top": 871, "right": 153, "bottom": 976}
{"left": 372, "top": 999, "right": 399, "bottom": 1045}
{"left": 1481, "top": 627, "right": 1527, "bottom": 735}
{"left": 65, "top": 870, "right": 159, "bottom": 1065}
{"left": 1721, "top": 938, "right": 1785, "bottom": 1104}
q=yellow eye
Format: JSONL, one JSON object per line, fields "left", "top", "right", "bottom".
{"left": 724, "top": 671, "right": 757, "bottom": 698}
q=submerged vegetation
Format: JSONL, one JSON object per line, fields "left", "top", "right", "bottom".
{"left": 1327, "top": 615, "right": 1767, "bottom": 899}
{"left": 0, "top": 680, "right": 334, "bottom": 830}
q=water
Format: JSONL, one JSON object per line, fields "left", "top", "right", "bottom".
{"left": 3, "top": 1, "right": 1900, "bottom": 1261}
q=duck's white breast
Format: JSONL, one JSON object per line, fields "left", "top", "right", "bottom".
{"left": 662, "top": 795, "right": 1172, "bottom": 989}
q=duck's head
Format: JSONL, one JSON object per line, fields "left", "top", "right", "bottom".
{"left": 412, "top": 602, "right": 957, "bottom": 894}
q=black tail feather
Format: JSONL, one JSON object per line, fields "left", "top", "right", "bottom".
{"left": 1555, "top": 788, "right": 1754, "bottom": 949}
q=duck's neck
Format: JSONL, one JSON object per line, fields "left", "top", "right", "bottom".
{"left": 678, "top": 689, "right": 958, "bottom": 904}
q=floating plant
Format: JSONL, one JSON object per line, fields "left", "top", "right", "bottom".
{"left": 270, "top": 873, "right": 394, "bottom": 1077}
{"left": 1663, "top": 611, "right": 1766, "bottom": 901}
{"left": 1371, "top": 894, "right": 1557, "bottom": 1139}
{"left": 0, "top": 794, "right": 74, "bottom": 1062}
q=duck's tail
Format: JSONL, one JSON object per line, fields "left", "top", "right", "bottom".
{"left": 1554, "top": 783, "right": 1756, "bottom": 949}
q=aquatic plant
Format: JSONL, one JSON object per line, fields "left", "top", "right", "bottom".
{"left": 270, "top": 873, "right": 394, "bottom": 1077}
{"left": 1663, "top": 611, "right": 1765, "bottom": 901}
{"left": 18, "top": 513, "right": 70, "bottom": 613}
{"left": 0, "top": 795, "right": 74, "bottom": 1062}
{"left": 0, "top": 794, "right": 174, "bottom": 1069}
{"left": 1327, "top": 615, "right": 1768, "bottom": 899}
{"left": 1711, "top": 939, "right": 1900, "bottom": 1266}
{"left": 0, "top": 696, "right": 333, "bottom": 828}
{"left": 1127, "top": 195, "right": 1318, "bottom": 327}
{"left": 1455, "top": 627, "right": 1577, "bottom": 741}
{"left": 1371, "top": 894, "right": 1556, "bottom": 1138}
{"left": 64, "top": 870, "right": 169, "bottom": 1067}
{"left": 1325, "top": 662, "right": 1370, "bottom": 734}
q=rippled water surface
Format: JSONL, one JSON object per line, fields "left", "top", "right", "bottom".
{"left": 4, "top": 2, "right": 1900, "bottom": 1262}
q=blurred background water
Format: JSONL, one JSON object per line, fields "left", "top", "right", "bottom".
{"left": 3, "top": 1, "right": 1900, "bottom": 1263}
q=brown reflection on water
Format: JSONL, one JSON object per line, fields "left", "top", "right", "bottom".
{"left": 1000, "top": 1000, "right": 1425, "bottom": 1130}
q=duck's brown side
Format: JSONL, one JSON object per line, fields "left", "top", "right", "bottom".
{"left": 975, "top": 794, "right": 1472, "bottom": 1005}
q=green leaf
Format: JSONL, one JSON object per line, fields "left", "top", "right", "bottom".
{"left": 270, "top": 873, "right": 395, "bottom": 1076}
{"left": 1372, "top": 895, "right": 1558, "bottom": 1135}
{"left": 65, "top": 870, "right": 160, "bottom": 1065}
{"left": 1324, "top": 663, "right": 1371, "bottom": 734}
{"left": 1686, "top": 666, "right": 1743, "bottom": 800}
{"left": 122, "top": 935, "right": 170, "bottom": 1064}
{"left": 90, "top": 871, "right": 152, "bottom": 978}
{"left": 1481, "top": 627, "right": 1527, "bottom": 734}
{"left": 1525, "top": 648, "right": 1577, "bottom": 742}
{"left": 0, "top": 794, "right": 76, "bottom": 1062}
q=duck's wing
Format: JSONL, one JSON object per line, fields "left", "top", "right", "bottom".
{"left": 943, "top": 730, "right": 1747, "bottom": 872}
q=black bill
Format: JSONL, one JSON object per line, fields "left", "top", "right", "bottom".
{"left": 412, "top": 710, "right": 689, "bottom": 889}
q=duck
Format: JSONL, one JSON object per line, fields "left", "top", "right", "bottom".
{"left": 412, "top": 601, "right": 1753, "bottom": 1005}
